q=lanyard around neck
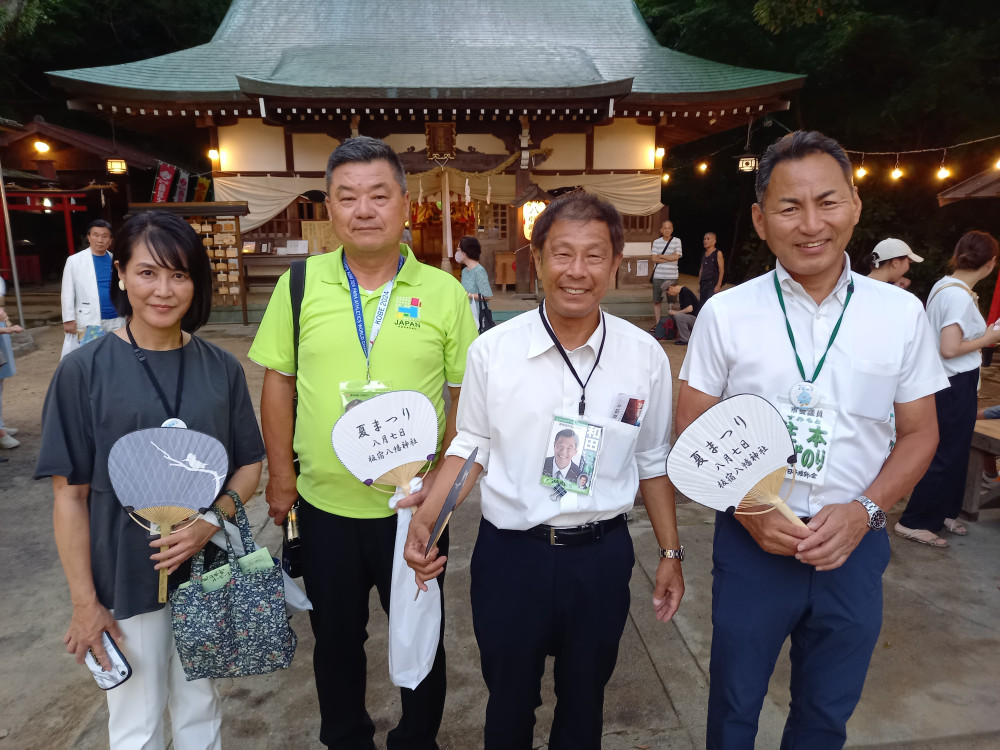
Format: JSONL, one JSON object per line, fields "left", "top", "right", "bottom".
{"left": 538, "top": 300, "right": 607, "bottom": 417}
{"left": 343, "top": 253, "right": 405, "bottom": 379}
{"left": 772, "top": 271, "right": 854, "bottom": 384}
{"left": 126, "top": 322, "right": 185, "bottom": 419}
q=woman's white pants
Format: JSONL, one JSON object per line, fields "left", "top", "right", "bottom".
{"left": 106, "top": 606, "right": 221, "bottom": 750}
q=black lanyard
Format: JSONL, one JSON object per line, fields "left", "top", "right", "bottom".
{"left": 538, "top": 300, "right": 607, "bottom": 416}
{"left": 126, "top": 322, "right": 185, "bottom": 419}
{"left": 773, "top": 271, "right": 853, "bottom": 383}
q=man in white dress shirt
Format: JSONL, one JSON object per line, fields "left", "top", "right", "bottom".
{"left": 60, "top": 220, "right": 124, "bottom": 358}
{"left": 405, "top": 192, "right": 684, "bottom": 750}
{"left": 676, "top": 131, "right": 947, "bottom": 749}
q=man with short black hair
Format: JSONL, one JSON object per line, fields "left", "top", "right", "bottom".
{"left": 676, "top": 130, "right": 947, "bottom": 749}
{"left": 60, "top": 219, "right": 124, "bottom": 358}
{"left": 406, "top": 191, "right": 684, "bottom": 750}
{"left": 663, "top": 283, "right": 700, "bottom": 345}
{"left": 251, "top": 136, "right": 478, "bottom": 750}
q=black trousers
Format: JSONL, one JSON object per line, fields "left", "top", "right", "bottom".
{"left": 470, "top": 517, "right": 634, "bottom": 750}
{"left": 899, "top": 367, "right": 978, "bottom": 532}
{"left": 299, "top": 500, "right": 448, "bottom": 750}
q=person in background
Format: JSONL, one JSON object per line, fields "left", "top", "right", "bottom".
{"left": 864, "top": 237, "right": 923, "bottom": 286}
{"left": 663, "top": 282, "right": 701, "bottom": 346}
{"left": 976, "top": 405, "right": 1000, "bottom": 486}
{"left": 0, "top": 277, "right": 23, "bottom": 456}
{"left": 456, "top": 235, "right": 493, "bottom": 323}
{"left": 895, "top": 231, "right": 1000, "bottom": 546}
{"left": 650, "top": 219, "right": 682, "bottom": 325}
{"left": 60, "top": 220, "right": 125, "bottom": 359}
{"left": 698, "top": 232, "right": 724, "bottom": 304}
{"left": 37, "top": 211, "right": 265, "bottom": 749}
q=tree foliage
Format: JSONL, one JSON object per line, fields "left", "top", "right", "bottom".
{"left": 0, "top": 0, "right": 232, "bottom": 122}
{"left": 636, "top": 0, "right": 1000, "bottom": 298}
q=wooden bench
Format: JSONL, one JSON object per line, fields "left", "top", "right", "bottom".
{"left": 962, "top": 418, "right": 1000, "bottom": 521}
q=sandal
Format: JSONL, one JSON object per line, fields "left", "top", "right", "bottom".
{"left": 894, "top": 522, "right": 948, "bottom": 548}
{"left": 943, "top": 518, "right": 968, "bottom": 536}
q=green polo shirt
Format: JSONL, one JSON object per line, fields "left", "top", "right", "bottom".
{"left": 249, "top": 245, "right": 478, "bottom": 518}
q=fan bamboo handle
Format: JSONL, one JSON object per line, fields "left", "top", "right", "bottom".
{"left": 157, "top": 522, "right": 172, "bottom": 603}
{"left": 771, "top": 500, "right": 808, "bottom": 528}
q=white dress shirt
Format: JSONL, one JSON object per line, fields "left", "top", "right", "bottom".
{"left": 925, "top": 276, "right": 985, "bottom": 377}
{"left": 447, "top": 307, "right": 673, "bottom": 529}
{"left": 679, "top": 255, "right": 947, "bottom": 517}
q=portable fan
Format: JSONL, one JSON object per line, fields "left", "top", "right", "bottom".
{"left": 331, "top": 390, "right": 439, "bottom": 499}
{"left": 667, "top": 394, "right": 805, "bottom": 527}
{"left": 109, "top": 427, "right": 229, "bottom": 602}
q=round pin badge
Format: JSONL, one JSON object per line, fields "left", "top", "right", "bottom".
{"left": 161, "top": 417, "right": 188, "bottom": 429}
{"left": 789, "top": 381, "right": 819, "bottom": 410}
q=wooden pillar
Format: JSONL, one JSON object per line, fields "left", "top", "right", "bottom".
{"left": 62, "top": 197, "right": 75, "bottom": 255}
{"left": 441, "top": 169, "right": 453, "bottom": 272}
{"left": 515, "top": 115, "right": 531, "bottom": 295}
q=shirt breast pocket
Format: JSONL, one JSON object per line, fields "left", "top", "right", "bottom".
{"left": 597, "top": 420, "right": 641, "bottom": 482}
{"left": 847, "top": 360, "right": 898, "bottom": 422}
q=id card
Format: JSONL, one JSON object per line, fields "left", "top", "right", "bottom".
{"left": 776, "top": 399, "right": 838, "bottom": 487}
{"left": 340, "top": 380, "right": 392, "bottom": 410}
{"left": 539, "top": 416, "right": 604, "bottom": 500}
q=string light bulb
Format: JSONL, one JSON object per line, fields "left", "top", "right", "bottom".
{"left": 855, "top": 156, "right": 867, "bottom": 179}
{"left": 936, "top": 150, "right": 951, "bottom": 180}
{"left": 662, "top": 173, "right": 670, "bottom": 183}
{"left": 891, "top": 155, "right": 903, "bottom": 180}
{"left": 698, "top": 162, "right": 708, "bottom": 173}
{"left": 995, "top": 156, "right": 1000, "bottom": 170}
{"left": 208, "top": 149, "right": 219, "bottom": 161}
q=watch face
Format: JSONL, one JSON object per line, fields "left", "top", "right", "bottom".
{"left": 870, "top": 510, "right": 887, "bottom": 531}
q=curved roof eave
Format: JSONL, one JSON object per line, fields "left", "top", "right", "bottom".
{"left": 237, "top": 77, "right": 635, "bottom": 102}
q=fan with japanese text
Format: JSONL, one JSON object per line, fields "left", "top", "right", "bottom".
{"left": 331, "top": 390, "right": 439, "bottom": 497}
{"left": 667, "top": 394, "right": 804, "bottom": 526}
{"left": 331, "top": 390, "right": 442, "bottom": 690}
{"left": 109, "top": 427, "right": 229, "bottom": 602}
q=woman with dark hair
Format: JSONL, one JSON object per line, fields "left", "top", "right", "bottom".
{"left": 455, "top": 234, "right": 493, "bottom": 323}
{"left": 895, "top": 230, "right": 1000, "bottom": 547}
{"left": 36, "top": 211, "right": 265, "bottom": 748}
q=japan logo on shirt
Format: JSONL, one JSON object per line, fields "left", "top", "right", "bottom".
{"left": 395, "top": 297, "right": 421, "bottom": 329}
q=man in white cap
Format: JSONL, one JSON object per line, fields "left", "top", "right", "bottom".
{"left": 865, "top": 238, "right": 923, "bottom": 285}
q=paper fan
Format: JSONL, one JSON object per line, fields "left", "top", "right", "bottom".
{"left": 109, "top": 427, "right": 229, "bottom": 602}
{"left": 332, "top": 390, "right": 439, "bottom": 496}
{"left": 667, "top": 394, "right": 805, "bottom": 527}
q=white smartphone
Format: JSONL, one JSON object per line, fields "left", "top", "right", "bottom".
{"left": 84, "top": 631, "right": 132, "bottom": 690}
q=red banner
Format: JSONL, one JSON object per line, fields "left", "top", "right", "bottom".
{"left": 151, "top": 162, "right": 176, "bottom": 203}
{"left": 171, "top": 170, "right": 190, "bottom": 202}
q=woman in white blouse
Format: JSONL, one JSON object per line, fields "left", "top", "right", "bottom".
{"left": 896, "top": 231, "right": 1000, "bottom": 546}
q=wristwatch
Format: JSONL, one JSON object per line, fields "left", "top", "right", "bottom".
{"left": 658, "top": 546, "right": 685, "bottom": 562}
{"left": 854, "top": 496, "right": 887, "bottom": 531}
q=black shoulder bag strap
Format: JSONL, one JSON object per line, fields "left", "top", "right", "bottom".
{"left": 282, "top": 259, "right": 307, "bottom": 577}
{"left": 290, "top": 259, "right": 306, "bottom": 372}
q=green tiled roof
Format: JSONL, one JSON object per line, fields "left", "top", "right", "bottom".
{"left": 48, "top": 0, "right": 803, "bottom": 102}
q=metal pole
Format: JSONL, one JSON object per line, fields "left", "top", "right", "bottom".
{"left": 0, "top": 153, "right": 25, "bottom": 326}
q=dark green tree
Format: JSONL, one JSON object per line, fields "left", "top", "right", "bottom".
{"left": 638, "top": 0, "right": 1000, "bottom": 301}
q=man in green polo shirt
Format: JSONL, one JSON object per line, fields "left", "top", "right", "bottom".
{"left": 249, "top": 136, "right": 477, "bottom": 750}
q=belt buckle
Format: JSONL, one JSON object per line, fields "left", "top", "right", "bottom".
{"left": 549, "top": 527, "right": 558, "bottom": 546}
